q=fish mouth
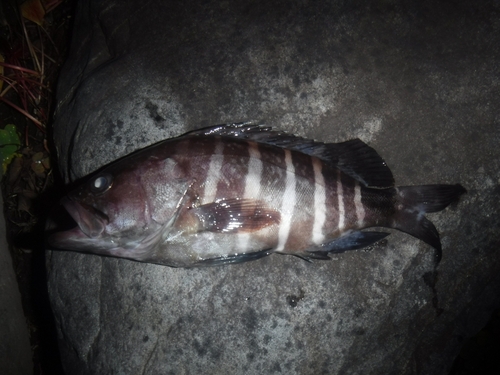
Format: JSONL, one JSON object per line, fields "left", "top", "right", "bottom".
{"left": 46, "top": 197, "right": 109, "bottom": 248}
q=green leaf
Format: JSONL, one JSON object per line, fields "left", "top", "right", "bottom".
{"left": 0, "top": 124, "right": 21, "bottom": 174}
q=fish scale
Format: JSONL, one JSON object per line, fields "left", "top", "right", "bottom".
{"left": 47, "top": 122, "right": 466, "bottom": 267}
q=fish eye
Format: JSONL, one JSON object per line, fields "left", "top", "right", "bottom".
{"left": 90, "top": 173, "right": 113, "bottom": 194}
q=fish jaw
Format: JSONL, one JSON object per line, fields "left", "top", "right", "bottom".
{"left": 61, "top": 197, "right": 108, "bottom": 238}
{"left": 46, "top": 197, "right": 113, "bottom": 252}
{"left": 47, "top": 225, "right": 106, "bottom": 252}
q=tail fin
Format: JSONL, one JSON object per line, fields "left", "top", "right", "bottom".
{"left": 393, "top": 184, "right": 466, "bottom": 263}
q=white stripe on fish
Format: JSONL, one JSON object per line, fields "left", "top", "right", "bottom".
{"left": 238, "top": 142, "right": 263, "bottom": 251}
{"left": 276, "top": 149, "right": 296, "bottom": 251}
{"left": 354, "top": 181, "right": 365, "bottom": 227}
{"left": 312, "top": 157, "right": 326, "bottom": 245}
{"left": 202, "top": 140, "right": 224, "bottom": 204}
{"left": 337, "top": 169, "right": 345, "bottom": 230}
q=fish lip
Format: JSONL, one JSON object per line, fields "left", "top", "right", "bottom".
{"left": 59, "top": 197, "right": 109, "bottom": 238}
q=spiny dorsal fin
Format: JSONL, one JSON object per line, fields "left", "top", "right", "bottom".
{"left": 189, "top": 122, "right": 394, "bottom": 188}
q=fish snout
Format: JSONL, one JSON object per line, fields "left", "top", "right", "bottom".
{"left": 46, "top": 197, "right": 109, "bottom": 245}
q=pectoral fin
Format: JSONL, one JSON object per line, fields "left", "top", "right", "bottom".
{"left": 192, "top": 198, "right": 280, "bottom": 233}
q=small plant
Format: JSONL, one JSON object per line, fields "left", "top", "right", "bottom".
{"left": 0, "top": 0, "right": 64, "bottom": 134}
{"left": 0, "top": 124, "right": 21, "bottom": 174}
{"left": 0, "top": 2, "right": 71, "bottom": 373}
{"left": 1, "top": 0, "right": 67, "bottom": 226}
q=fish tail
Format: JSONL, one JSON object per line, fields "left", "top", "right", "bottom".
{"left": 392, "top": 184, "right": 466, "bottom": 263}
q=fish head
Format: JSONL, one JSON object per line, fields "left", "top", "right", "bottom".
{"left": 47, "top": 155, "right": 188, "bottom": 262}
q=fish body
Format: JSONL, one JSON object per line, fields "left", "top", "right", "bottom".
{"left": 47, "top": 123, "right": 466, "bottom": 267}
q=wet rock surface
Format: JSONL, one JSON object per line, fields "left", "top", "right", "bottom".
{"left": 48, "top": 0, "right": 500, "bottom": 374}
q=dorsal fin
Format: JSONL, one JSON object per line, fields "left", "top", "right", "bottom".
{"left": 333, "top": 139, "right": 395, "bottom": 188}
{"left": 188, "top": 122, "right": 394, "bottom": 188}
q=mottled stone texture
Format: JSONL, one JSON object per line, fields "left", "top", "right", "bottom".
{"left": 48, "top": 0, "right": 500, "bottom": 374}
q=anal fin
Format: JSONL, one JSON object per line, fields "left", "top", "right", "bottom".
{"left": 305, "top": 231, "right": 389, "bottom": 259}
{"left": 196, "top": 248, "right": 272, "bottom": 266}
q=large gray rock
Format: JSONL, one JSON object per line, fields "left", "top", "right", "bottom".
{"left": 48, "top": 0, "right": 500, "bottom": 374}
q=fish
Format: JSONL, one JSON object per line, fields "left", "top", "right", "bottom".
{"left": 46, "top": 122, "right": 466, "bottom": 267}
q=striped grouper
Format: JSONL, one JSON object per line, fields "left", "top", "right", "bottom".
{"left": 47, "top": 122, "right": 466, "bottom": 267}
